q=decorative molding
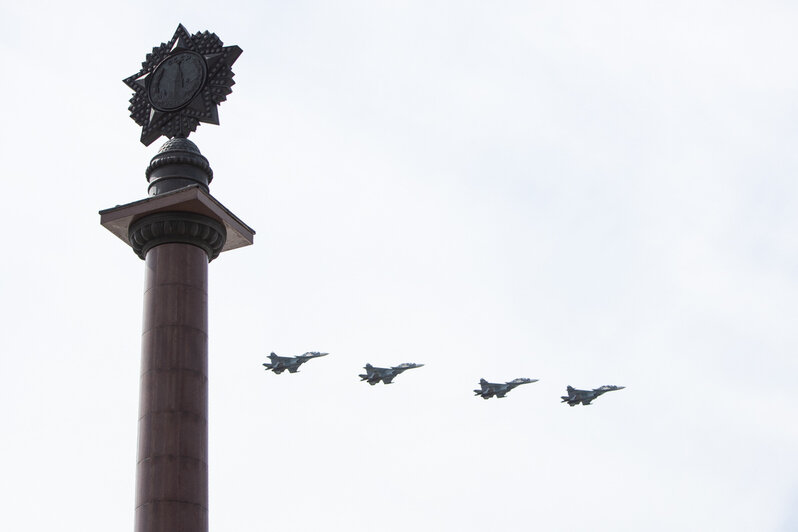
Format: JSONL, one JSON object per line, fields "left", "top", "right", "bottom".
{"left": 129, "top": 212, "right": 227, "bottom": 261}
{"left": 146, "top": 152, "right": 213, "bottom": 181}
{"left": 145, "top": 138, "right": 214, "bottom": 195}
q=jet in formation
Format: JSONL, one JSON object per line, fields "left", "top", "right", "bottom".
{"left": 474, "top": 377, "right": 538, "bottom": 399}
{"left": 262, "top": 352, "right": 329, "bottom": 374}
{"left": 359, "top": 363, "right": 424, "bottom": 385}
{"left": 561, "top": 385, "right": 625, "bottom": 406}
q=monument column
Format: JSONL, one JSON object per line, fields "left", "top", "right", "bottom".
{"left": 100, "top": 25, "right": 254, "bottom": 532}
{"left": 137, "top": 241, "right": 210, "bottom": 530}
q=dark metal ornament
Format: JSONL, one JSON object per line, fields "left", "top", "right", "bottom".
{"left": 129, "top": 211, "right": 227, "bottom": 261}
{"left": 124, "top": 24, "right": 242, "bottom": 146}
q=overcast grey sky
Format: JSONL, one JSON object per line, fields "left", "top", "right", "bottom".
{"left": 1, "top": 1, "right": 797, "bottom": 531}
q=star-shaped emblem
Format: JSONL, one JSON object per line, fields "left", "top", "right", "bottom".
{"left": 124, "top": 24, "right": 242, "bottom": 146}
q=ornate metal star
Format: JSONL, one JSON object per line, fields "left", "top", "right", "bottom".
{"left": 124, "top": 24, "right": 242, "bottom": 146}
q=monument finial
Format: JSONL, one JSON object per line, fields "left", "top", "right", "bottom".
{"left": 123, "top": 24, "right": 242, "bottom": 146}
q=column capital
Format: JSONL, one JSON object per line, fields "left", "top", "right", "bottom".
{"left": 129, "top": 212, "right": 226, "bottom": 261}
{"left": 100, "top": 185, "right": 255, "bottom": 259}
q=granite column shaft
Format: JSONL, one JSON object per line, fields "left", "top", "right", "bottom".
{"left": 136, "top": 242, "right": 209, "bottom": 532}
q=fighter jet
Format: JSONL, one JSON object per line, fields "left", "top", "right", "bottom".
{"left": 359, "top": 363, "right": 424, "bottom": 385}
{"left": 561, "top": 385, "right": 625, "bottom": 406}
{"left": 473, "top": 378, "right": 538, "bottom": 399}
{"left": 262, "top": 352, "right": 328, "bottom": 374}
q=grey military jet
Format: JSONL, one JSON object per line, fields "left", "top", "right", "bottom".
{"left": 359, "top": 363, "right": 424, "bottom": 385}
{"left": 262, "top": 352, "right": 328, "bottom": 374}
{"left": 561, "top": 385, "right": 625, "bottom": 406}
{"left": 474, "top": 378, "right": 538, "bottom": 399}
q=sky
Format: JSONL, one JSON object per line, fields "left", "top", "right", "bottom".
{"left": 1, "top": 1, "right": 797, "bottom": 531}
